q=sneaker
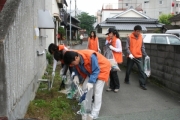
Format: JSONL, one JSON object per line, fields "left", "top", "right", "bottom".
{"left": 88, "top": 114, "right": 98, "bottom": 119}
{"left": 106, "top": 88, "right": 113, "bottom": 92}
{"left": 114, "top": 89, "right": 119, "bottom": 93}
{"left": 140, "top": 85, "right": 147, "bottom": 90}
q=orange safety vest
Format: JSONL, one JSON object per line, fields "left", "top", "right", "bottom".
{"left": 129, "top": 32, "right": 143, "bottom": 58}
{"left": 88, "top": 37, "right": 99, "bottom": 52}
{"left": 75, "top": 50, "right": 111, "bottom": 82}
{"left": 111, "top": 36, "right": 123, "bottom": 64}
{"left": 58, "top": 45, "right": 65, "bottom": 51}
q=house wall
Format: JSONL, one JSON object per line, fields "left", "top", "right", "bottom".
{"left": 120, "top": 11, "right": 143, "bottom": 17}
{"left": 172, "top": 21, "right": 180, "bottom": 25}
{"left": 101, "top": 10, "right": 124, "bottom": 22}
{"left": 0, "top": 0, "right": 47, "bottom": 119}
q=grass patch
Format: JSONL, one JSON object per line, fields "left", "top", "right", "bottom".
{"left": 24, "top": 64, "right": 81, "bottom": 120}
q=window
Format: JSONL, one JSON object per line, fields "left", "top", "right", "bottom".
{"left": 176, "top": 4, "right": 178, "bottom": 7}
{"left": 159, "top": 11, "right": 162, "bottom": 15}
{"left": 126, "top": 3, "right": 128, "bottom": 6}
{"left": 176, "top": 11, "right": 178, "bottom": 14}
{"left": 168, "top": 36, "right": 180, "bottom": 44}
{"left": 152, "top": 36, "right": 167, "bottom": 44}
{"left": 159, "top": 0, "right": 163, "bottom": 4}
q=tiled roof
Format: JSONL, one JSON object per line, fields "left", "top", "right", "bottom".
{"left": 170, "top": 14, "right": 180, "bottom": 22}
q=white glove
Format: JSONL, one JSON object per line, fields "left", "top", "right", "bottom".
{"left": 62, "top": 75, "right": 66, "bottom": 81}
{"left": 129, "top": 54, "right": 134, "bottom": 59}
{"left": 86, "top": 83, "right": 93, "bottom": 91}
{"left": 145, "top": 55, "right": 149, "bottom": 59}
{"left": 98, "top": 48, "right": 101, "bottom": 53}
{"left": 71, "top": 72, "right": 75, "bottom": 78}
{"left": 52, "top": 71, "right": 55, "bottom": 77}
{"left": 73, "top": 76, "right": 79, "bottom": 84}
{"left": 60, "top": 69, "right": 64, "bottom": 76}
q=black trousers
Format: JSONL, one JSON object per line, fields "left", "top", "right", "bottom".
{"left": 109, "top": 70, "right": 120, "bottom": 89}
{"left": 125, "top": 57, "right": 147, "bottom": 86}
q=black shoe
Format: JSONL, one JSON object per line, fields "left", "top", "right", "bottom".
{"left": 124, "top": 81, "right": 130, "bottom": 84}
{"left": 140, "top": 85, "right": 147, "bottom": 90}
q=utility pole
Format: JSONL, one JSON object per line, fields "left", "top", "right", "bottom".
{"left": 75, "top": 0, "right": 77, "bottom": 18}
{"left": 70, "top": 0, "right": 72, "bottom": 46}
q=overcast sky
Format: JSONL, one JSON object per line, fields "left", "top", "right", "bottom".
{"left": 67, "top": 0, "right": 118, "bottom": 16}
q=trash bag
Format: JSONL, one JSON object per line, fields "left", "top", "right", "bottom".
{"left": 144, "top": 57, "right": 151, "bottom": 77}
{"left": 103, "top": 44, "right": 120, "bottom": 71}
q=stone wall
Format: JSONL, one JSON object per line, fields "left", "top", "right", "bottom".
{"left": 0, "top": 0, "right": 47, "bottom": 119}
{"left": 99, "top": 38, "right": 180, "bottom": 93}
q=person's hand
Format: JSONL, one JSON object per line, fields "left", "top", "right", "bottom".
{"left": 62, "top": 75, "right": 66, "bottom": 81}
{"left": 73, "top": 76, "right": 79, "bottom": 84}
{"left": 60, "top": 69, "right": 63, "bottom": 76}
{"left": 129, "top": 54, "right": 134, "bottom": 59}
{"left": 145, "top": 55, "right": 149, "bottom": 59}
{"left": 109, "top": 45, "right": 114, "bottom": 50}
{"left": 52, "top": 71, "right": 55, "bottom": 77}
{"left": 98, "top": 48, "right": 101, "bottom": 53}
{"left": 86, "top": 83, "right": 93, "bottom": 91}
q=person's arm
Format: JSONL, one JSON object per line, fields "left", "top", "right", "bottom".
{"left": 109, "top": 39, "right": 122, "bottom": 52}
{"left": 88, "top": 54, "right": 100, "bottom": 83}
{"left": 53, "top": 58, "right": 57, "bottom": 72}
{"left": 141, "top": 41, "right": 147, "bottom": 56}
{"left": 97, "top": 37, "right": 101, "bottom": 52}
{"left": 86, "top": 37, "right": 90, "bottom": 49}
{"left": 64, "top": 46, "right": 68, "bottom": 50}
{"left": 125, "top": 37, "right": 131, "bottom": 55}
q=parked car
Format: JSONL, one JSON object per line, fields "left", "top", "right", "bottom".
{"left": 165, "top": 29, "right": 180, "bottom": 37}
{"left": 142, "top": 34, "right": 180, "bottom": 45}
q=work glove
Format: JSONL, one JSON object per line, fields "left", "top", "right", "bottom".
{"left": 129, "top": 54, "right": 134, "bottom": 59}
{"left": 62, "top": 75, "right": 66, "bottom": 81}
{"left": 109, "top": 45, "right": 116, "bottom": 51}
{"left": 86, "top": 83, "right": 93, "bottom": 91}
{"left": 145, "top": 55, "right": 150, "bottom": 59}
{"left": 52, "top": 71, "right": 55, "bottom": 77}
{"left": 73, "top": 76, "right": 79, "bottom": 84}
{"left": 60, "top": 69, "right": 64, "bottom": 76}
{"left": 98, "top": 48, "right": 101, "bottom": 53}
{"left": 71, "top": 72, "right": 75, "bottom": 78}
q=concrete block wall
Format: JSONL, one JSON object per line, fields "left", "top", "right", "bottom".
{"left": 99, "top": 38, "right": 180, "bottom": 93}
{"left": 0, "top": 0, "right": 47, "bottom": 119}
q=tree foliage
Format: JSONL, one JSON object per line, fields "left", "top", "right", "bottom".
{"left": 77, "top": 12, "right": 96, "bottom": 33}
{"left": 159, "top": 14, "right": 174, "bottom": 25}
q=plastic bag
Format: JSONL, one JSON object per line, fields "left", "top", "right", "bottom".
{"left": 144, "top": 57, "right": 151, "bottom": 77}
{"left": 103, "top": 44, "right": 120, "bottom": 71}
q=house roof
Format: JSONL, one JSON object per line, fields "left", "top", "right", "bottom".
{"left": 169, "top": 14, "right": 180, "bottom": 22}
{"left": 162, "top": 25, "right": 180, "bottom": 30}
{"left": 106, "top": 17, "right": 158, "bottom": 23}
{"left": 67, "top": 14, "right": 80, "bottom": 23}
{"left": 96, "top": 8, "right": 163, "bottom": 31}
{"left": 67, "top": 23, "right": 80, "bottom": 29}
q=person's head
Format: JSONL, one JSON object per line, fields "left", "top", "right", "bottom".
{"left": 113, "top": 30, "right": 120, "bottom": 39}
{"left": 63, "top": 51, "right": 80, "bottom": 65}
{"left": 133, "top": 25, "right": 142, "bottom": 37}
{"left": 54, "top": 50, "right": 64, "bottom": 61}
{"left": 48, "top": 43, "right": 58, "bottom": 54}
{"left": 106, "top": 28, "right": 115, "bottom": 39}
{"left": 90, "top": 31, "right": 96, "bottom": 39}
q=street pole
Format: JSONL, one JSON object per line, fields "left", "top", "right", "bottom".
{"left": 70, "top": 0, "right": 72, "bottom": 46}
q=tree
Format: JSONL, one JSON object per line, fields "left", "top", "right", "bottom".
{"left": 58, "top": 27, "right": 65, "bottom": 40}
{"left": 77, "top": 12, "right": 96, "bottom": 34}
{"left": 159, "top": 14, "right": 174, "bottom": 25}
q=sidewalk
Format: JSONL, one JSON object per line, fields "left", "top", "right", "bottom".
{"left": 72, "top": 42, "right": 180, "bottom": 120}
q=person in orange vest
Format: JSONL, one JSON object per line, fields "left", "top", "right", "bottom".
{"left": 87, "top": 31, "right": 101, "bottom": 52}
{"left": 105, "top": 28, "right": 123, "bottom": 93}
{"left": 63, "top": 50, "right": 111, "bottom": 119}
{"left": 124, "top": 25, "right": 149, "bottom": 90}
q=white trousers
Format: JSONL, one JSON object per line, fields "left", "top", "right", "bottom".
{"left": 82, "top": 77, "right": 105, "bottom": 117}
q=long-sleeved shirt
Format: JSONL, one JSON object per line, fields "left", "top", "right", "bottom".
{"left": 75, "top": 54, "right": 100, "bottom": 83}
{"left": 105, "top": 38, "right": 122, "bottom": 52}
{"left": 125, "top": 36, "right": 147, "bottom": 57}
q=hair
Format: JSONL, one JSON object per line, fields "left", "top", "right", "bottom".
{"left": 48, "top": 43, "right": 58, "bottom": 54}
{"left": 63, "top": 51, "right": 79, "bottom": 65}
{"left": 89, "top": 31, "right": 96, "bottom": 39}
{"left": 113, "top": 30, "right": 120, "bottom": 39}
{"left": 134, "top": 25, "right": 142, "bottom": 31}
{"left": 54, "top": 50, "right": 64, "bottom": 61}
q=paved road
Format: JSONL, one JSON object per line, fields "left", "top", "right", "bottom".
{"left": 71, "top": 41, "right": 180, "bottom": 120}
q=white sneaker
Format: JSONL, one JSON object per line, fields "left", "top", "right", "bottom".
{"left": 88, "top": 114, "right": 98, "bottom": 120}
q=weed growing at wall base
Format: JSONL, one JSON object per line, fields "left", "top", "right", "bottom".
{"left": 24, "top": 64, "right": 81, "bottom": 120}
